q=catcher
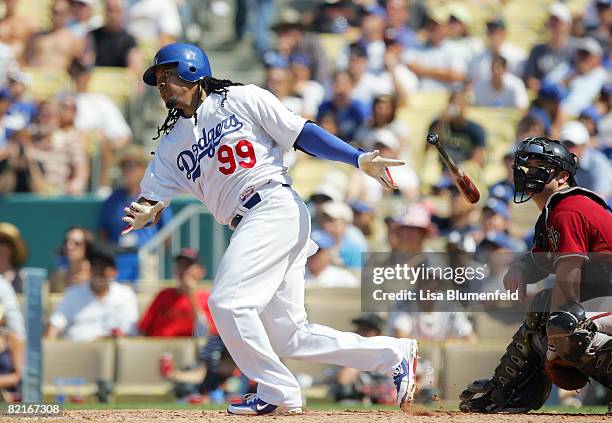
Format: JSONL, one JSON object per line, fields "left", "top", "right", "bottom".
{"left": 460, "top": 136, "right": 612, "bottom": 413}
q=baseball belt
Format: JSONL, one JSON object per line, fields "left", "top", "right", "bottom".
{"left": 229, "top": 183, "right": 291, "bottom": 230}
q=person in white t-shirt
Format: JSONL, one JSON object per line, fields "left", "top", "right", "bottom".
{"left": 46, "top": 249, "right": 138, "bottom": 342}
{"left": 402, "top": 9, "right": 465, "bottom": 91}
{"left": 122, "top": 43, "right": 417, "bottom": 415}
{"left": 348, "top": 42, "right": 417, "bottom": 109}
{"left": 467, "top": 17, "right": 526, "bottom": 84}
{"left": 472, "top": 55, "right": 529, "bottom": 109}
{"left": 445, "top": 5, "right": 484, "bottom": 69}
{"left": 305, "top": 230, "right": 358, "bottom": 288}
{"left": 127, "top": 0, "right": 182, "bottom": 46}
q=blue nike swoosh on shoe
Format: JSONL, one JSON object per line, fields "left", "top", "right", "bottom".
{"left": 393, "top": 359, "right": 409, "bottom": 393}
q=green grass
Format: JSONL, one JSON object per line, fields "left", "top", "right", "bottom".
{"left": 60, "top": 402, "right": 608, "bottom": 414}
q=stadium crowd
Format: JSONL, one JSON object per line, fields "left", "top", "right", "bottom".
{"left": 0, "top": 0, "right": 610, "bottom": 407}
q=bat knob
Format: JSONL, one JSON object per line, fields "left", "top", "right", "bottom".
{"left": 427, "top": 133, "right": 439, "bottom": 145}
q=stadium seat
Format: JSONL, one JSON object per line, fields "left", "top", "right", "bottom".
{"left": 289, "top": 158, "right": 350, "bottom": 200}
{"left": 304, "top": 287, "right": 362, "bottom": 332}
{"left": 16, "top": 0, "right": 53, "bottom": 31}
{"left": 405, "top": 91, "right": 449, "bottom": 114}
{"left": 440, "top": 340, "right": 506, "bottom": 400}
{"left": 473, "top": 312, "right": 523, "bottom": 340}
{"left": 42, "top": 339, "right": 115, "bottom": 397}
{"left": 23, "top": 67, "right": 74, "bottom": 101}
{"left": 87, "top": 67, "right": 138, "bottom": 111}
{"left": 282, "top": 287, "right": 363, "bottom": 387}
{"left": 318, "top": 33, "right": 353, "bottom": 64}
{"left": 113, "top": 337, "right": 197, "bottom": 396}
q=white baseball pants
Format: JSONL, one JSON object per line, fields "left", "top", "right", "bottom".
{"left": 208, "top": 185, "right": 404, "bottom": 407}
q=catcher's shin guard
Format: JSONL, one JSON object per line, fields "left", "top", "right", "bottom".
{"left": 460, "top": 290, "right": 553, "bottom": 413}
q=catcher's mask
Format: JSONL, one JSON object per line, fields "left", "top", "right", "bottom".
{"left": 512, "top": 137, "right": 578, "bottom": 203}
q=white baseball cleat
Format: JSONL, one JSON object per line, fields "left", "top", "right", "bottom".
{"left": 392, "top": 338, "right": 418, "bottom": 409}
{"left": 227, "top": 393, "right": 302, "bottom": 415}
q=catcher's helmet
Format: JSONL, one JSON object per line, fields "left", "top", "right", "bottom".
{"left": 143, "top": 43, "right": 212, "bottom": 86}
{"left": 512, "top": 137, "right": 578, "bottom": 203}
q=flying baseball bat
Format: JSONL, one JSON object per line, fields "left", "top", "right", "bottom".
{"left": 427, "top": 133, "right": 480, "bottom": 204}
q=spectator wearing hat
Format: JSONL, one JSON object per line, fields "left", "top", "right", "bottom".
{"left": 319, "top": 201, "right": 367, "bottom": 269}
{"left": 0, "top": 224, "right": 26, "bottom": 342}
{"left": 348, "top": 201, "right": 384, "bottom": 248}
{"left": 0, "top": 223, "right": 27, "bottom": 294}
{"left": 317, "top": 70, "right": 369, "bottom": 143}
{"left": 467, "top": 17, "right": 526, "bottom": 84}
{"left": 488, "top": 150, "right": 515, "bottom": 204}
{"left": 471, "top": 198, "right": 526, "bottom": 251}
{"left": 331, "top": 313, "right": 396, "bottom": 405}
{"left": 429, "top": 89, "right": 486, "bottom": 167}
{"left": 47, "top": 248, "right": 139, "bottom": 341}
{"left": 140, "top": 248, "right": 217, "bottom": 337}
{"left": 401, "top": 7, "right": 465, "bottom": 91}
{"left": 273, "top": 9, "right": 329, "bottom": 85}
{"left": 49, "top": 226, "right": 95, "bottom": 293}
{"left": 445, "top": 5, "right": 484, "bottom": 68}
{"left": 578, "top": 106, "right": 601, "bottom": 141}
{"left": 305, "top": 230, "right": 358, "bottom": 288}
{"left": 387, "top": 203, "right": 434, "bottom": 255}
{"left": 527, "top": 82, "right": 568, "bottom": 136}
{"left": 524, "top": 3, "right": 578, "bottom": 92}
{"left": 560, "top": 120, "right": 611, "bottom": 199}
{"left": 0, "top": 0, "right": 38, "bottom": 61}
{"left": 89, "top": 0, "right": 142, "bottom": 75}
{"left": 549, "top": 37, "right": 607, "bottom": 117}
{"left": 348, "top": 128, "right": 419, "bottom": 202}
{"left": 472, "top": 54, "right": 529, "bottom": 109}
{"left": 289, "top": 54, "right": 325, "bottom": 121}
{"left": 0, "top": 302, "right": 23, "bottom": 402}
{"left": 97, "top": 145, "right": 173, "bottom": 283}
{"left": 3, "top": 71, "right": 37, "bottom": 136}
{"left": 24, "top": 0, "right": 89, "bottom": 72}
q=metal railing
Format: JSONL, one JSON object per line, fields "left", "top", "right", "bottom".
{"left": 138, "top": 204, "right": 226, "bottom": 281}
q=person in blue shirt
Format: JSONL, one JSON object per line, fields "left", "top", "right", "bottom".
{"left": 97, "top": 145, "right": 172, "bottom": 283}
{"left": 3, "top": 71, "right": 37, "bottom": 137}
{"left": 317, "top": 70, "right": 369, "bottom": 143}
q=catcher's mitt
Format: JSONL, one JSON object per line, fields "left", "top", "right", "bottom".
{"left": 544, "top": 358, "right": 589, "bottom": 390}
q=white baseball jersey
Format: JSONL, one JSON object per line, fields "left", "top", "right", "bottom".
{"left": 140, "top": 85, "right": 307, "bottom": 224}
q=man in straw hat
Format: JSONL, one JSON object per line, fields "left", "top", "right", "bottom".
{"left": 0, "top": 222, "right": 27, "bottom": 293}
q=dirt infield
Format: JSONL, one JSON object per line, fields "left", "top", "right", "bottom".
{"left": 17, "top": 409, "right": 608, "bottom": 422}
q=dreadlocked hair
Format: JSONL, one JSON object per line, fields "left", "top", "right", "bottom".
{"left": 153, "top": 76, "right": 243, "bottom": 140}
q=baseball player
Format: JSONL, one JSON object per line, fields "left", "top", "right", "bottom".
{"left": 460, "top": 136, "right": 612, "bottom": 413}
{"left": 121, "top": 43, "right": 418, "bottom": 415}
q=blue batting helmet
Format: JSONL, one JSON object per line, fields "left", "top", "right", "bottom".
{"left": 143, "top": 43, "right": 212, "bottom": 86}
